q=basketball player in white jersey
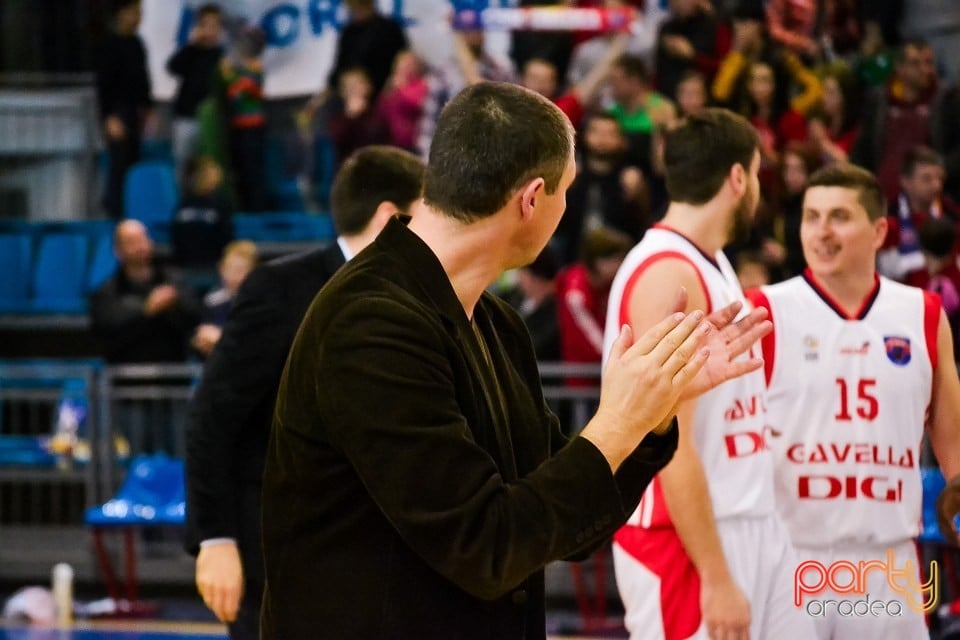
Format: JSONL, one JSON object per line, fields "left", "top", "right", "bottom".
{"left": 604, "top": 109, "right": 814, "bottom": 640}
{"left": 745, "top": 164, "right": 960, "bottom": 639}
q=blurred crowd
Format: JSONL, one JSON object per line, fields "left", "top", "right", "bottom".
{"left": 93, "top": 0, "right": 960, "bottom": 372}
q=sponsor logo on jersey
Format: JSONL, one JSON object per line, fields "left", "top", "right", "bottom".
{"left": 795, "top": 549, "right": 939, "bottom": 616}
{"left": 785, "top": 443, "right": 915, "bottom": 468}
{"left": 884, "top": 336, "right": 911, "bottom": 366}
{"left": 724, "top": 425, "right": 778, "bottom": 458}
{"left": 804, "top": 335, "right": 819, "bottom": 361}
{"left": 840, "top": 341, "right": 871, "bottom": 356}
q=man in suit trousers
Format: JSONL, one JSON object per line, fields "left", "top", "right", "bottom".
{"left": 184, "top": 146, "right": 424, "bottom": 640}
{"left": 260, "top": 82, "right": 773, "bottom": 639}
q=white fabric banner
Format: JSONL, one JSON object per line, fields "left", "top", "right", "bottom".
{"left": 140, "top": 0, "right": 513, "bottom": 100}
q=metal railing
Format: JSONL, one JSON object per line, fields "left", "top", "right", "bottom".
{"left": 0, "top": 86, "right": 101, "bottom": 220}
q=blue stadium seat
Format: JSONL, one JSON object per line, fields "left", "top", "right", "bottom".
{"left": 31, "top": 233, "right": 89, "bottom": 313}
{"left": 123, "top": 161, "right": 178, "bottom": 242}
{"left": 233, "top": 211, "right": 335, "bottom": 243}
{"left": 0, "top": 234, "right": 33, "bottom": 313}
{"left": 266, "top": 135, "right": 306, "bottom": 211}
{"left": 85, "top": 454, "right": 185, "bottom": 605}
{"left": 87, "top": 231, "right": 118, "bottom": 293}
{"left": 920, "top": 466, "right": 947, "bottom": 544}
{"left": 85, "top": 454, "right": 185, "bottom": 527}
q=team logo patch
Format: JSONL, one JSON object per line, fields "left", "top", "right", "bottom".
{"left": 884, "top": 336, "right": 911, "bottom": 366}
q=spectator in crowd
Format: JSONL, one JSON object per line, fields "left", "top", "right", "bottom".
{"left": 878, "top": 146, "right": 960, "bottom": 282}
{"left": 411, "top": 26, "right": 515, "bottom": 159}
{"left": 520, "top": 31, "right": 629, "bottom": 130}
{"left": 377, "top": 50, "right": 428, "bottom": 152}
{"left": 555, "top": 113, "right": 651, "bottom": 264}
{"left": 807, "top": 62, "right": 862, "bottom": 166}
{"left": 737, "top": 60, "right": 809, "bottom": 195}
{"left": 655, "top": 0, "right": 730, "bottom": 102}
{"left": 510, "top": 0, "right": 577, "bottom": 87}
{"left": 90, "top": 220, "right": 201, "bottom": 364}
{"left": 675, "top": 69, "right": 710, "bottom": 119}
{"left": 818, "top": 0, "right": 862, "bottom": 59}
{"left": 325, "top": 0, "right": 408, "bottom": 99}
{"left": 186, "top": 146, "right": 424, "bottom": 640}
{"left": 556, "top": 228, "right": 633, "bottom": 388}
{"left": 171, "top": 155, "right": 233, "bottom": 283}
{"left": 901, "top": 0, "right": 960, "bottom": 83}
{"left": 192, "top": 240, "right": 258, "bottom": 358}
{"left": 502, "top": 247, "right": 562, "bottom": 362}
{"left": 908, "top": 218, "right": 960, "bottom": 361}
{"left": 606, "top": 53, "right": 677, "bottom": 166}
{"left": 852, "top": 39, "right": 940, "bottom": 201}
{"left": 775, "top": 141, "right": 822, "bottom": 277}
{"left": 96, "top": 0, "right": 152, "bottom": 218}
{"left": 712, "top": 3, "right": 821, "bottom": 116}
{"left": 327, "top": 68, "right": 391, "bottom": 168}
{"left": 566, "top": 0, "right": 669, "bottom": 89}
{"left": 166, "top": 3, "right": 224, "bottom": 186}
{"left": 764, "top": 0, "right": 819, "bottom": 59}
{"left": 219, "top": 25, "right": 267, "bottom": 212}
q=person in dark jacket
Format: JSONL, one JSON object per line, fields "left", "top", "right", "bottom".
{"left": 166, "top": 3, "right": 224, "bottom": 185}
{"left": 90, "top": 220, "right": 200, "bottom": 363}
{"left": 185, "top": 146, "right": 424, "bottom": 640}
{"left": 96, "top": 0, "right": 152, "bottom": 217}
{"left": 259, "top": 81, "right": 772, "bottom": 639}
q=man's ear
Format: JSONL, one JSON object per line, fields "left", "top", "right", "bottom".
{"left": 729, "top": 162, "right": 746, "bottom": 197}
{"left": 367, "top": 200, "right": 399, "bottom": 233}
{"left": 519, "top": 178, "right": 546, "bottom": 221}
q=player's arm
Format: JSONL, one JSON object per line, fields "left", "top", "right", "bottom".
{"left": 624, "top": 259, "right": 751, "bottom": 640}
{"left": 929, "top": 306, "right": 960, "bottom": 542}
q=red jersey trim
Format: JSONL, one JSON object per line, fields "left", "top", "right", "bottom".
{"left": 744, "top": 288, "right": 775, "bottom": 387}
{"left": 923, "top": 290, "right": 941, "bottom": 372}
{"left": 618, "top": 251, "right": 714, "bottom": 328}
{"left": 652, "top": 223, "right": 723, "bottom": 274}
{"left": 801, "top": 268, "right": 881, "bottom": 320}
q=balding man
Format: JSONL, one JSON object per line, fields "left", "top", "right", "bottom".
{"left": 90, "top": 220, "right": 201, "bottom": 363}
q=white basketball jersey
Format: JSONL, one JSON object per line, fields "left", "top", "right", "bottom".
{"left": 751, "top": 273, "right": 939, "bottom": 547}
{"left": 603, "top": 226, "right": 775, "bottom": 531}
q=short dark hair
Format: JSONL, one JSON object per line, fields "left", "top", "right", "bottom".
{"left": 612, "top": 54, "right": 648, "bottom": 83}
{"left": 918, "top": 217, "right": 957, "bottom": 258}
{"left": 807, "top": 163, "right": 886, "bottom": 221}
{"left": 330, "top": 146, "right": 424, "bottom": 236}
{"left": 663, "top": 108, "right": 759, "bottom": 204}
{"left": 423, "top": 82, "right": 573, "bottom": 223}
{"left": 579, "top": 228, "right": 633, "bottom": 270}
{"left": 197, "top": 3, "right": 222, "bottom": 20}
{"left": 896, "top": 38, "right": 932, "bottom": 64}
{"left": 900, "top": 145, "right": 944, "bottom": 177}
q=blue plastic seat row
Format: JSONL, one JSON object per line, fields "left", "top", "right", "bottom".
{"left": 233, "top": 211, "right": 335, "bottom": 243}
{"left": 0, "top": 230, "right": 117, "bottom": 314}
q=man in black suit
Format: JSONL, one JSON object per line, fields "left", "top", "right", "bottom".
{"left": 260, "top": 82, "right": 772, "bottom": 639}
{"left": 184, "top": 146, "right": 424, "bottom": 640}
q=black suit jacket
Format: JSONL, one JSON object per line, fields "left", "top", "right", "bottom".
{"left": 261, "top": 218, "right": 676, "bottom": 639}
{"left": 184, "top": 242, "right": 346, "bottom": 565}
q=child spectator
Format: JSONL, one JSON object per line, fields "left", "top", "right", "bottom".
{"left": 377, "top": 51, "right": 428, "bottom": 152}
{"left": 220, "top": 25, "right": 267, "bottom": 211}
{"left": 556, "top": 228, "right": 633, "bottom": 387}
{"left": 192, "top": 240, "right": 259, "bottom": 357}
{"left": 171, "top": 155, "right": 233, "bottom": 285}
{"left": 327, "top": 68, "right": 391, "bottom": 169}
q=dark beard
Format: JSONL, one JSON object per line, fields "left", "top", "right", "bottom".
{"left": 728, "top": 195, "right": 754, "bottom": 244}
